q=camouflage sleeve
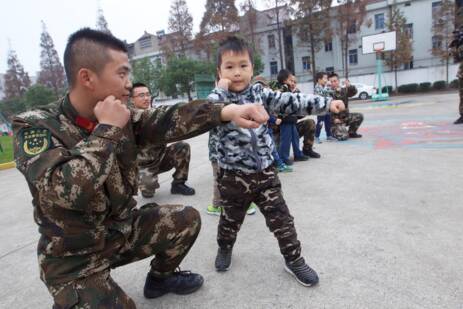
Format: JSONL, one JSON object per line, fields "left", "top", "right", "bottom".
{"left": 13, "top": 120, "right": 122, "bottom": 211}
{"left": 258, "top": 83, "right": 332, "bottom": 116}
{"left": 131, "top": 99, "right": 224, "bottom": 145}
{"left": 342, "top": 85, "right": 357, "bottom": 97}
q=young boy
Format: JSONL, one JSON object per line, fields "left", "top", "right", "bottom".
{"left": 208, "top": 36, "right": 344, "bottom": 286}
{"left": 314, "top": 72, "right": 335, "bottom": 143}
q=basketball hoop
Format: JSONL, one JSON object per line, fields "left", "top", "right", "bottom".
{"left": 373, "top": 42, "right": 385, "bottom": 53}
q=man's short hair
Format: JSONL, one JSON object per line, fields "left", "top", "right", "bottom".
{"left": 216, "top": 36, "right": 254, "bottom": 68}
{"left": 277, "top": 69, "right": 293, "bottom": 84}
{"left": 64, "top": 28, "right": 128, "bottom": 87}
{"left": 328, "top": 72, "right": 339, "bottom": 79}
{"left": 315, "top": 71, "right": 327, "bottom": 82}
{"left": 131, "top": 82, "right": 148, "bottom": 95}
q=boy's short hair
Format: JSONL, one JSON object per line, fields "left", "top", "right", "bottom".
{"left": 64, "top": 28, "right": 128, "bottom": 87}
{"left": 131, "top": 82, "right": 148, "bottom": 95}
{"left": 315, "top": 71, "right": 327, "bottom": 82}
{"left": 277, "top": 69, "right": 293, "bottom": 84}
{"left": 216, "top": 36, "right": 254, "bottom": 68}
{"left": 328, "top": 72, "right": 339, "bottom": 79}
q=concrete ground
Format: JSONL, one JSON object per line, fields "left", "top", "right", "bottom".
{"left": 1, "top": 92, "right": 462, "bottom": 309}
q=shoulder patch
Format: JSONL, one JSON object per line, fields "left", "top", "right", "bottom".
{"left": 21, "top": 128, "right": 51, "bottom": 157}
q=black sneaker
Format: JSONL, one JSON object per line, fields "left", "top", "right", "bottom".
{"left": 171, "top": 183, "right": 196, "bottom": 195}
{"left": 294, "top": 155, "right": 309, "bottom": 162}
{"left": 349, "top": 132, "right": 362, "bottom": 138}
{"left": 284, "top": 257, "right": 319, "bottom": 287}
{"left": 215, "top": 248, "right": 232, "bottom": 272}
{"left": 144, "top": 270, "right": 204, "bottom": 299}
{"left": 303, "top": 148, "right": 321, "bottom": 158}
{"left": 454, "top": 116, "right": 463, "bottom": 124}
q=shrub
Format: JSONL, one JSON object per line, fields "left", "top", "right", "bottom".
{"left": 419, "top": 82, "right": 431, "bottom": 92}
{"left": 398, "top": 83, "right": 419, "bottom": 93}
{"left": 432, "top": 80, "right": 447, "bottom": 90}
{"left": 381, "top": 86, "right": 393, "bottom": 94}
{"left": 449, "top": 79, "right": 459, "bottom": 89}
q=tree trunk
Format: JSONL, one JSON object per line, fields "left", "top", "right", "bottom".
{"left": 394, "top": 66, "right": 398, "bottom": 93}
{"left": 275, "top": 1, "right": 285, "bottom": 70}
{"left": 446, "top": 57, "right": 449, "bottom": 85}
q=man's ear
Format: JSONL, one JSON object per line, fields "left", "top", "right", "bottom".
{"left": 77, "top": 68, "right": 96, "bottom": 91}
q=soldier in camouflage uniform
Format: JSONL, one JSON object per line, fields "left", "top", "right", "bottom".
{"left": 456, "top": 63, "right": 463, "bottom": 124}
{"left": 131, "top": 82, "right": 195, "bottom": 198}
{"left": 328, "top": 72, "right": 364, "bottom": 141}
{"left": 13, "top": 29, "right": 269, "bottom": 308}
{"left": 209, "top": 37, "right": 345, "bottom": 287}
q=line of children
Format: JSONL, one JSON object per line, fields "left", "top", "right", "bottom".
{"left": 206, "top": 36, "right": 345, "bottom": 286}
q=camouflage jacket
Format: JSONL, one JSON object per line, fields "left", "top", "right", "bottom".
{"left": 207, "top": 83, "right": 331, "bottom": 173}
{"left": 314, "top": 84, "right": 332, "bottom": 97}
{"left": 13, "top": 95, "right": 223, "bottom": 285}
{"left": 329, "top": 85, "right": 357, "bottom": 120}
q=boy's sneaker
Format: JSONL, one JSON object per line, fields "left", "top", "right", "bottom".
{"left": 284, "top": 257, "right": 319, "bottom": 287}
{"left": 206, "top": 205, "right": 221, "bottom": 216}
{"left": 215, "top": 248, "right": 232, "bottom": 272}
{"left": 246, "top": 203, "right": 257, "bottom": 215}
{"left": 144, "top": 269, "right": 204, "bottom": 298}
{"left": 316, "top": 137, "right": 322, "bottom": 144}
{"left": 277, "top": 163, "right": 293, "bottom": 173}
{"left": 326, "top": 136, "right": 337, "bottom": 142}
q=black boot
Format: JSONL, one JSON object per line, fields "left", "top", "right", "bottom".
{"left": 303, "top": 147, "right": 321, "bottom": 158}
{"left": 284, "top": 257, "right": 319, "bottom": 287}
{"left": 215, "top": 247, "right": 232, "bottom": 272}
{"left": 454, "top": 116, "right": 463, "bottom": 124}
{"left": 171, "top": 183, "right": 195, "bottom": 195}
{"left": 349, "top": 132, "right": 362, "bottom": 138}
{"left": 144, "top": 270, "right": 204, "bottom": 299}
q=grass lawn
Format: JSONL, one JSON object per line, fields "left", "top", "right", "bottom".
{"left": 0, "top": 135, "right": 14, "bottom": 164}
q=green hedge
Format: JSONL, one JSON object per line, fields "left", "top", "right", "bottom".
{"left": 432, "top": 80, "right": 447, "bottom": 90}
{"left": 398, "top": 83, "right": 419, "bottom": 93}
{"left": 449, "top": 79, "right": 459, "bottom": 89}
{"left": 381, "top": 86, "right": 393, "bottom": 94}
{"left": 419, "top": 82, "right": 432, "bottom": 92}
{"left": 0, "top": 136, "right": 14, "bottom": 164}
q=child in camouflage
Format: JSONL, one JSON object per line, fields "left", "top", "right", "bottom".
{"left": 207, "top": 36, "right": 345, "bottom": 286}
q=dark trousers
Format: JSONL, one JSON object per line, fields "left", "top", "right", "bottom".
{"left": 216, "top": 166, "right": 302, "bottom": 263}
{"left": 278, "top": 123, "right": 303, "bottom": 161}
{"left": 315, "top": 114, "right": 332, "bottom": 138}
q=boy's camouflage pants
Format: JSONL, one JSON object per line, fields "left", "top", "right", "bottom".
{"left": 50, "top": 203, "right": 201, "bottom": 309}
{"left": 216, "top": 166, "right": 302, "bottom": 263}
{"left": 296, "top": 118, "right": 316, "bottom": 151}
{"left": 331, "top": 111, "right": 364, "bottom": 140}
{"left": 138, "top": 142, "right": 191, "bottom": 196}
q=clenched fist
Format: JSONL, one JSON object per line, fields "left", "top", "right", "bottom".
{"left": 94, "top": 95, "right": 130, "bottom": 128}
{"left": 217, "top": 78, "right": 232, "bottom": 91}
{"left": 329, "top": 100, "right": 346, "bottom": 114}
{"left": 221, "top": 103, "right": 269, "bottom": 128}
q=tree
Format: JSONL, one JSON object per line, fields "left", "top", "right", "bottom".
{"left": 158, "top": 57, "right": 215, "bottom": 101}
{"left": 24, "top": 85, "right": 56, "bottom": 109}
{"left": 37, "top": 21, "right": 66, "bottom": 96}
{"left": 96, "top": 8, "right": 112, "bottom": 34}
{"left": 240, "top": 0, "right": 259, "bottom": 51}
{"left": 167, "top": 0, "right": 193, "bottom": 55}
{"left": 334, "top": 0, "right": 369, "bottom": 79}
{"left": 3, "top": 49, "right": 31, "bottom": 100}
{"left": 265, "top": 0, "right": 291, "bottom": 70}
{"left": 385, "top": 5, "right": 413, "bottom": 91}
{"left": 200, "top": 0, "right": 240, "bottom": 33}
{"left": 292, "top": 0, "right": 332, "bottom": 86}
{"left": 431, "top": 0, "right": 456, "bottom": 84}
{"left": 131, "top": 57, "right": 161, "bottom": 96}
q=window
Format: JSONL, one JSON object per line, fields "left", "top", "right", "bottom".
{"left": 349, "top": 49, "right": 358, "bottom": 65}
{"left": 405, "top": 23, "right": 413, "bottom": 39}
{"left": 302, "top": 56, "right": 311, "bottom": 71}
{"left": 348, "top": 21, "right": 356, "bottom": 34}
{"left": 326, "top": 66, "right": 335, "bottom": 74}
{"left": 404, "top": 2, "right": 411, "bottom": 6}
{"left": 432, "top": 35, "right": 442, "bottom": 49}
{"left": 139, "top": 37, "right": 152, "bottom": 49}
{"left": 404, "top": 57, "right": 414, "bottom": 70}
{"left": 325, "top": 40, "right": 333, "bottom": 52}
{"left": 268, "top": 34, "right": 276, "bottom": 49}
{"left": 270, "top": 61, "right": 278, "bottom": 75}
{"left": 375, "top": 13, "right": 385, "bottom": 30}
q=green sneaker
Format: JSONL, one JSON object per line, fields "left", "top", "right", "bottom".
{"left": 246, "top": 203, "right": 257, "bottom": 215}
{"left": 278, "top": 163, "right": 293, "bottom": 173}
{"left": 206, "top": 205, "right": 221, "bottom": 216}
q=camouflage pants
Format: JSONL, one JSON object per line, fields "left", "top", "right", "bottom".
{"left": 139, "top": 142, "right": 191, "bottom": 196}
{"left": 331, "top": 112, "right": 364, "bottom": 140}
{"left": 211, "top": 161, "right": 222, "bottom": 208}
{"left": 50, "top": 204, "right": 201, "bottom": 309}
{"left": 217, "top": 166, "right": 301, "bottom": 263}
{"left": 296, "top": 118, "right": 316, "bottom": 151}
{"left": 459, "top": 63, "right": 463, "bottom": 115}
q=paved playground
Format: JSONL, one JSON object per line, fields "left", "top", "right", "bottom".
{"left": 1, "top": 92, "right": 462, "bottom": 308}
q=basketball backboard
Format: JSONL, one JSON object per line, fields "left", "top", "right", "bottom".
{"left": 362, "top": 31, "right": 396, "bottom": 54}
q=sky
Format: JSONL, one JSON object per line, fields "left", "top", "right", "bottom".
{"left": 0, "top": 0, "right": 269, "bottom": 76}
